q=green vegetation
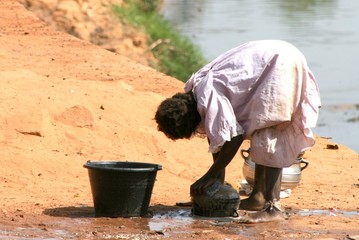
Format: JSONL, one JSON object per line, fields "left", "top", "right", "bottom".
{"left": 113, "top": 0, "right": 207, "bottom": 82}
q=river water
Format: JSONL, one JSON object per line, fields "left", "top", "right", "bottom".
{"left": 161, "top": 0, "right": 359, "bottom": 153}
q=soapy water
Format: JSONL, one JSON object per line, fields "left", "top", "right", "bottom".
{"left": 148, "top": 208, "right": 193, "bottom": 232}
{"left": 147, "top": 207, "right": 359, "bottom": 232}
{"left": 0, "top": 207, "right": 358, "bottom": 239}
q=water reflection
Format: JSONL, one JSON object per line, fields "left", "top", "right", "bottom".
{"left": 279, "top": 0, "right": 337, "bottom": 12}
{"left": 278, "top": 0, "right": 338, "bottom": 34}
{"left": 161, "top": 0, "right": 359, "bottom": 152}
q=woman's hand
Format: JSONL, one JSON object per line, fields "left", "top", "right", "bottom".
{"left": 190, "top": 173, "right": 217, "bottom": 196}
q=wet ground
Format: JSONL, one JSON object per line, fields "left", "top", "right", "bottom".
{"left": 1, "top": 205, "right": 358, "bottom": 240}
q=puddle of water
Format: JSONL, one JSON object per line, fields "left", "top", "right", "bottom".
{"left": 2, "top": 207, "right": 357, "bottom": 239}
{"left": 0, "top": 226, "right": 73, "bottom": 240}
{"left": 291, "top": 209, "right": 359, "bottom": 217}
{"left": 147, "top": 208, "right": 359, "bottom": 232}
{"left": 0, "top": 228, "right": 59, "bottom": 240}
{"left": 148, "top": 208, "right": 193, "bottom": 232}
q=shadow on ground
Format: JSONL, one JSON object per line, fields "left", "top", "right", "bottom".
{"left": 43, "top": 206, "right": 95, "bottom": 218}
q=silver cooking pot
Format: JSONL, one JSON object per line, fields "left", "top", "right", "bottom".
{"left": 241, "top": 148, "right": 309, "bottom": 190}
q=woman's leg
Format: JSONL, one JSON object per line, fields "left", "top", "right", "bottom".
{"left": 237, "top": 166, "right": 285, "bottom": 223}
{"left": 238, "top": 164, "right": 266, "bottom": 210}
{"left": 264, "top": 166, "right": 282, "bottom": 203}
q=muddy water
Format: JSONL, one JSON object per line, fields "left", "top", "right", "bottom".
{"left": 161, "top": 0, "right": 359, "bottom": 152}
{"left": 0, "top": 206, "right": 358, "bottom": 239}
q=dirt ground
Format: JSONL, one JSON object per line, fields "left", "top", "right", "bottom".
{"left": 0, "top": 1, "right": 358, "bottom": 239}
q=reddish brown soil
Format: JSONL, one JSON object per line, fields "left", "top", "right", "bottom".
{"left": 0, "top": 1, "right": 358, "bottom": 239}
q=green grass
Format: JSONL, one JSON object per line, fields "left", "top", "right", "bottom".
{"left": 113, "top": 0, "right": 207, "bottom": 82}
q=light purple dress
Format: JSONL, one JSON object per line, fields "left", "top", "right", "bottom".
{"left": 185, "top": 40, "right": 321, "bottom": 168}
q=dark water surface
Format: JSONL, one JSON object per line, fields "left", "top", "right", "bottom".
{"left": 161, "top": 0, "right": 359, "bottom": 152}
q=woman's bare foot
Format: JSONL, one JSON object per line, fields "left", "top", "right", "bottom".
{"left": 238, "top": 192, "right": 266, "bottom": 211}
{"left": 236, "top": 201, "right": 286, "bottom": 223}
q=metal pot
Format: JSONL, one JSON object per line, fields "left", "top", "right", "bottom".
{"left": 241, "top": 148, "right": 309, "bottom": 190}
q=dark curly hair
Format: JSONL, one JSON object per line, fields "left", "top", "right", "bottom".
{"left": 155, "top": 92, "right": 201, "bottom": 140}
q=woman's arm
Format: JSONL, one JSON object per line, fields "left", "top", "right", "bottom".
{"left": 190, "top": 134, "right": 244, "bottom": 196}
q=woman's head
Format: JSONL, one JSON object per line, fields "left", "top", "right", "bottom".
{"left": 155, "top": 92, "right": 201, "bottom": 140}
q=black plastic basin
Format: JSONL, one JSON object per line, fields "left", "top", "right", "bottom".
{"left": 84, "top": 161, "right": 162, "bottom": 217}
